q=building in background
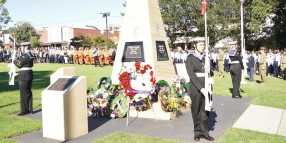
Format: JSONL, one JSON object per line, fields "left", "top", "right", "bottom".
{"left": 38, "top": 25, "right": 120, "bottom": 47}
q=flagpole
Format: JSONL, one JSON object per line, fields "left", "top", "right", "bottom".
{"left": 205, "top": 12, "right": 208, "bottom": 55}
{"left": 240, "top": 1, "right": 247, "bottom": 84}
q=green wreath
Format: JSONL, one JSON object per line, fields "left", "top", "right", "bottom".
{"left": 107, "top": 93, "right": 128, "bottom": 118}
{"left": 97, "top": 77, "right": 111, "bottom": 90}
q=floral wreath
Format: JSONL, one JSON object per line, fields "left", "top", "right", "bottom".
{"left": 118, "top": 61, "right": 156, "bottom": 100}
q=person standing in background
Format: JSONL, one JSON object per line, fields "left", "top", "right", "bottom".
{"left": 247, "top": 51, "right": 255, "bottom": 83}
{"left": 259, "top": 47, "right": 267, "bottom": 84}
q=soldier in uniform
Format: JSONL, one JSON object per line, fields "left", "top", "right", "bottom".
{"left": 13, "top": 46, "right": 34, "bottom": 115}
{"left": 281, "top": 49, "right": 286, "bottom": 80}
{"left": 186, "top": 41, "right": 214, "bottom": 141}
{"left": 218, "top": 48, "right": 224, "bottom": 78}
{"left": 229, "top": 45, "right": 244, "bottom": 99}
{"left": 259, "top": 47, "right": 267, "bottom": 84}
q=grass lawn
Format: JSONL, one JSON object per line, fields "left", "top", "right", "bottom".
{"left": 212, "top": 72, "right": 286, "bottom": 109}
{"left": 0, "top": 63, "right": 286, "bottom": 142}
{"left": 218, "top": 128, "right": 286, "bottom": 143}
{"left": 93, "top": 132, "right": 181, "bottom": 143}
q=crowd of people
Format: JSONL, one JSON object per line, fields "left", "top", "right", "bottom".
{"left": 170, "top": 47, "right": 286, "bottom": 81}
{"left": 0, "top": 46, "right": 117, "bottom": 67}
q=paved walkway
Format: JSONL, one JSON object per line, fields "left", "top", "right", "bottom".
{"left": 12, "top": 96, "right": 252, "bottom": 143}
{"left": 233, "top": 104, "right": 286, "bottom": 136}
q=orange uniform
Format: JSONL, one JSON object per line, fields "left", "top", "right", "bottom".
{"left": 73, "top": 50, "right": 78, "bottom": 64}
{"left": 83, "top": 49, "right": 90, "bottom": 64}
{"left": 98, "top": 50, "right": 103, "bottom": 65}
{"left": 89, "top": 49, "right": 95, "bottom": 65}
{"left": 104, "top": 50, "right": 109, "bottom": 65}
{"left": 78, "top": 49, "right": 84, "bottom": 64}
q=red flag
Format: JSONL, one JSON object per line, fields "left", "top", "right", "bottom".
{"left": 201, "top": 0, "right": 207, "bottom": 15}
{"left": 238, "top": 0, "right": 244, "bottom": 4}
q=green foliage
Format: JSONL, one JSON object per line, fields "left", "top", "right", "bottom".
{"left": 70, "top": 35, "right": 116, "bottom": 49}
{"left": 30, "top": 36, "right": 40, "bottom": 48}
{"left": 0, "top": 0, "right": 11, "bottom": 29}
{"left": 8, "top": 22, "right": 38, "bottom": 44}
{"left": 272, "top": 0, "right": 286, "bottom": 50}
{"left": 159, "top": 0, "right": 241, "bottom": 47}
{"left": 93, "top": 36, "right": 116, "bottom": 49}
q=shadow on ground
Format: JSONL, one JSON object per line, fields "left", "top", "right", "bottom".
{"left": 0, "top": 71, "right": 53, "bottom": 93}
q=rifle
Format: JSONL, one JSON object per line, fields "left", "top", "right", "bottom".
{"left": 8, "top": 37, "right": 17, "bottom": 86}
{"left": 204, "top": 37, "right": 213, "bottom": 111}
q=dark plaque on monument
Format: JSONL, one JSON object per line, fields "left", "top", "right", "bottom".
{"left": 48, "top": 78, "right": 77, "bottom": 91}
{"left": 156, "top": 41, "right": 169, "bottom": 61}
{"left": 122, "top": 42, "right": 145, "bottom": 62}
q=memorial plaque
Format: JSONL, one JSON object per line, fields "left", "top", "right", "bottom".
{"left": 156, "top": 41, "right": 169, "bottom": 61}
{"left": 122, "top": 42, "right": 145, "bottom": 62}
{"left": 48, "top": 78, "right": 77, "bottom": 91}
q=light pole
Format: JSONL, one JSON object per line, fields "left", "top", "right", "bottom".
{"left": 100, "top": 12, "right": 110, "bottom": 49}
{"left": 240, "top": 1, "right": 247, "bottom": 84}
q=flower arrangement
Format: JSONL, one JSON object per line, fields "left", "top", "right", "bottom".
{"left": 158, "top": 77, "right": 191, "bottom": 112}
{"left": 87, "top": 88, "right": 110, "bottom": 117}
{"left": 118, "top": 62, "right": 156, "bottom": 101}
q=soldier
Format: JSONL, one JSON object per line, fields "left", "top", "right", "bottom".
{"left": 229, "top": 45, "right": 244, "bottom": 99}
{"left": 282, "top": 49, "right": 286, "bottom": 80}
{"left": 186, "top": 41, "right": 214, "bottom": 141}
{"left": 259, "top": 47, "right": 267, "bottom": 84}
{"left": 13, "top": 46, "right": 34, "bottom": 115}
{"left": 218, "top": 48, "right": 224, "bottom": 78}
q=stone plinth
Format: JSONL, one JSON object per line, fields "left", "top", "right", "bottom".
{"left": 42, "top": 76, "right": 87, "bottom": 141}
{"left": 50, "top": 67, "right": 75, "bottom": 84}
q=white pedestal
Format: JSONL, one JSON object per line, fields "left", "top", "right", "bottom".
{"left": 42, "top": 76, "right": 87, "bottom": 141}
{"left": 50, "top": 67, "right": 75, "bottom": 84}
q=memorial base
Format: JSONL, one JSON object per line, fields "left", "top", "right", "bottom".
{"left": 129, "top": 101, "right": 191, "bottom": 120}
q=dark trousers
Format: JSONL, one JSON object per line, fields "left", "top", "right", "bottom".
{"left": 230, "top": 64, "right": 242, "bottom": 97}
{"left": 224, "top": 59, "right": 229, "bottom": 72}
{"left": 257, "top": 62, "right": 260, "bottom": 75}
{"left": 274, "top": 61, "right": 279, "bottom": 77}
{"left": 19, "top": 80, "right": 33, "bottom": 113}
{"left": 190, "top": 93, "right": 210, "bottom": 136}
{"left": 247, "top": 68, "right": 254, "bottom": 81}
{"left": 266, "top": 62, "right": 269, "bottom": 76}
{"left": 216, "top": 59, "right": 219, "bottom": 71}
{"left": 94, "top": 56, "right": 100, "bottom": 66}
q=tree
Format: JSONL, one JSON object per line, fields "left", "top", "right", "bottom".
{"left": 9, "top": 22, "right": 38, "bottom": 44}
{"left": 0, "top": 0, "right": 11, "bottom": 29}
{"left": 30, "top": 36, "right": 40, "bottom": 48}
{"left": 271, "top": 0, "right": 286, "bottom": 50}
{"left": 92, "top": 36, "right": 116, "bottom": 49}
{"left": 160, "top": 0, "right": 241, "bottom": 47}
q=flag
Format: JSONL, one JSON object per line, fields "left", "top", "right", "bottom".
{"left": 201, "top": 0, "right": 207, "bottom": 15}
{"left": 238, "top": 0, "right": 244, "bottom": 4}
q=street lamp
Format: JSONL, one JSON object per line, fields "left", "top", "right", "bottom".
{"left": 100, "top": 12, "right": 110, "bottom": 49}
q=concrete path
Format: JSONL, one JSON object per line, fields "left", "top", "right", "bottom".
{"left": 233, "top": 104, "right": 286, "bottom": 137}
{"left": 12, "top": 96, "right": 252, "bottom": 143}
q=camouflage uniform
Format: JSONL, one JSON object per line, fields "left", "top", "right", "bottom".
{"left": 259, "top": 50, "right": 267, "bottom": 83}
{"left": 218, "top": 50, "right": 224, "bottom": 77}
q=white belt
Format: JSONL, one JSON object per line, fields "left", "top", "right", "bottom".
{"left": 20, "top": 67, "right": 32, "bottom": 71}
{"left": 229, "top": 61, "right": 239, "bottom": 64}
{"left": 196, "top": 73, "right": 206, "bottom": 77}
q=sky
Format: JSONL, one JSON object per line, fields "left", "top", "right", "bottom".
{"left": 4, "top": 0, "right": 126, "bottom": 30}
